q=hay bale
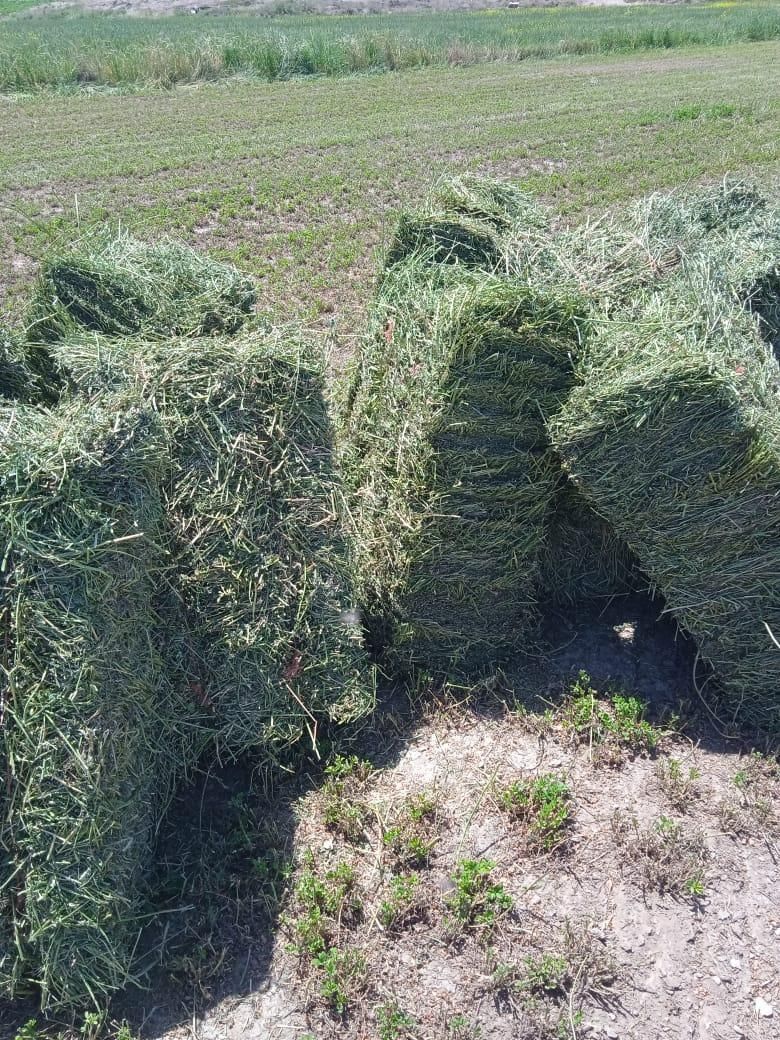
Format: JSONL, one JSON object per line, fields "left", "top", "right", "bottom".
{"left": 0, "top": 328, "right": 29, "bottom": 401}
{"left": 27, "top": 229, "right": 256, "bottom": 344}
{"left": 55, "top": 331, "right": 374, "bottom": 763}
{"left": 0, "top": 396, "right": 201, "bottom": 1008}
{"left": 539, "top": 482, "right": 640, "bottom": 606}
{"left": 385, "top": 176, "right": 548, "bottom": 272}
{"left": 339, "top": 258, "right": 582, "bottom": 675}
{"left": 430, "top": 174, "right": 549, "bottom": 235}
{"left": 550, "top": 278, "right": 780, "bottom": 729}
{"left": 385, "top": 213, "right": 505, "bottom": 271}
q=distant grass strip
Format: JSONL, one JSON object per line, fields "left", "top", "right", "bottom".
{"left": 1, "top": 4, "right": 779, "bottom": 91}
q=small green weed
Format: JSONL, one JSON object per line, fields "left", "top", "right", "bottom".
{"left": 499, "top": 774, "right": 573, "bottom": 852}
{"left": 612, "top": 811, "right": 708, "bottom": 899}
{"left": 520, "top": 953, "right": 570, "bottom": 997}
{"left": 383, "top": 790, "right": 439, "bottom": 868}
{"left": 322, "top": 755, "right": 374, "bottom": 842}
{"left": 564, "top": 672, "right": 661, "bottom": 764}
{"left": 289, "top": 854, "right": 361, "bottom": 958}
{"left": 379, "top": 873, "right": 421, "bottom": 930}
{"left": 657, "top": 757, "right": 701, "bottom": 810}
{"left": 721, "top": 752, "right": 779, "bottom": 838}
{"left": 445, "top": 1015, "right": 481, "bottom": 1039}
{"left": 15, "top": 1024, "right": 44, "bottom": 1040}
{"left": 377, "top": 1002, "right": 418, "bottom": 1040}
{"left": 314, "top": 946, "right": 367, "bottom": 1015}
{"left": 445, "top": 859, "right": 512, "bottom": 933}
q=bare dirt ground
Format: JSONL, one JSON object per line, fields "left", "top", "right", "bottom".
{"left": 77, "top": 596, "right": 779, "bottom": 1040}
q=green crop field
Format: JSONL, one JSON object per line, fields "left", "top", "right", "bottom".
{"left": 0, "top": 3, "right": 779, "bottom": 89}
{"left": 1, "top": 37, "right": 778, "bottom": 348}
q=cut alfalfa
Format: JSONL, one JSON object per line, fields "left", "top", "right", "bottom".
{"left": 385, "top": 175, "right": 549, "bottom": 273}
{"left": 0, "top": 395, "right": 203, "bottom": 1008}
{"left": 26, "top": 228, "right": 256, "bottom": 344}
{"left": 551, "top": 179, "right": 775, "bottom": 313}
{"left": 54, "top": 330, "right": 374, "bottom": 763}
{"left": 430, "top": 174, "right": 549, "bottom": 235}
{"left": 0, "top": 327, "right": 29, "bottom": 400}
{"left": 550, "top": 280, "right": 780, "bottom": 731}
{"left": 538, "top": 482, "right": 641, "bottom": 606}
{"left": 338, "top": 257, "right": 583, "bottom": 675}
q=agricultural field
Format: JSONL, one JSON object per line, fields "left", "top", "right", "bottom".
{"left": 1, "top": 4, "right": 780, "bottom": 1040}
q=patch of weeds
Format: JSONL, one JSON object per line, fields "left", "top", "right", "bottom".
{"left": 612, "top": 811, "right": 708, "bottom": 899}
{"left": 564, "top": 671, "right": 662, "bottom": 765}
{"left": 287, "top": 853, "right": 361, "bottom": 958}
{"left": 445, "top": 859, "right": 512, "bottom": 934}
{"left": 445, "top": 1015, "right": 481, "bottom": 1039}
{"left": 379, "top": 873, "right": 422, "bottom": 930}
{"left": 720, "top": 752, "right": 779, "bottom": 840}
{"left": 657, "top": 757, "right": 701, "bottom": 811}
{"left": 485, "top": 922, "right": 616, "bottom": 1032}
{"left": 377, "top": 1001, "right": 418, "bottom": 1039}
{"left": 521, "top": 953, "right": 570, "bottom": 997}
{"left": 315, "top": 946, "right": 368, "bottom": 1015}
{"left": 499, "top": 774, "right": 573, "bottom": 852}
{"left": 15, "top": 1025, "right": 45, "bottom": 1040}
{"left": 322, "top": 754, "right": 375, "bottom": 843}
{"left": 383, "top": 790, "right": 439, "bottom": 868}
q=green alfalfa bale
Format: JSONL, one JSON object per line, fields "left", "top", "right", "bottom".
{"left": 551, "top": 179, "right": 773, "bottom": 313}
{"left": 54, "top": 331, "right": 374, "bottom": 763}
{"left": 26, "top": 228, "right": 256, "bottom": 345}
{"left": 385, "top": 212, "right": 505, "bottom": 271}
{"left": 0, "top": 328, "right": 29, "bottom": 400}
{"left": 430, "top": 174, "right": 549, "bottom": 235}
{"left": 384, "top": 175, "right": 552, "bottom": 273}
{"left": 339, "top": 257, "right": 583, "bottom": 675}
{"left": 538, "top": 482, "right": 641, "bottom": 606}
{"left": 550, "top": 278, "right": 780, "bottom": 731}
{"left": 0, "top": 395, "right": 203, "bottom": 1009}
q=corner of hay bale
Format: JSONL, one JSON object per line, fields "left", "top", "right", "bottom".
{"left": 54, "top": 329, "right": 375, "bottom": 764}
{"left": 550, "top": 283, "right": 780, "bottom": 731}
{"left": 339, "top": 260, "right": 586, "bottom": 676}
{"left": 26, "top": 228, "right": 256, "bottom": 345}
{"left": 0, "top": 393, "right": 205, "bottom": 1008}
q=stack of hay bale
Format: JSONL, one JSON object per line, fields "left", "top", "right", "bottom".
{"left": 551, "top": 183, "right": 780, "bottom": 730}
{"left": 0, "top": 231, "right": 373, "bottom": 1008}
{"left": 0, "top": 396, "right": 200, "bottom": 1007}
{"left": 55, "top": 331, "right": 373, "bottom": 762}
{"left": 339, "top": 180, "right": 585, "bottom": 675}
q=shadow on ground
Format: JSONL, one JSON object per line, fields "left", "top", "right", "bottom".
{"left": 0, "top": 590, "right": 772, "bottom": 1040}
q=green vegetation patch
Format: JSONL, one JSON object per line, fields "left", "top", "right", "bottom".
{"left": 499, "top": 774, "right": 573, "bottom": 852}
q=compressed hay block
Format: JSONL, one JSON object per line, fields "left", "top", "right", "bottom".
{"left": 0, "top": 396, "right": 200, "bottom": 1008}
{"left": 430, "top": 174, "right": 549, "bottom": 235}
{"left": 551, "top": 287, "right": 780, "bottom": 730}
{"left": 55, "top": 331, "right": 374, "bottom": 763}
{"left": 385, "top": 212, "right": 505, "bottom": 271}
{"left": 27, "top": 229, "right": 256, "bottom": 344}
{"left": 339, "top": 260, "right": 582, "bottom": 675}
{"left": 0, "top": 328, "right": 29, "bottom": 401}
{"left": 385, "top": 175, "right": 550, "bottom": 273}
{"left": 539, "top": 482, "right": 640, "bottom": 606}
